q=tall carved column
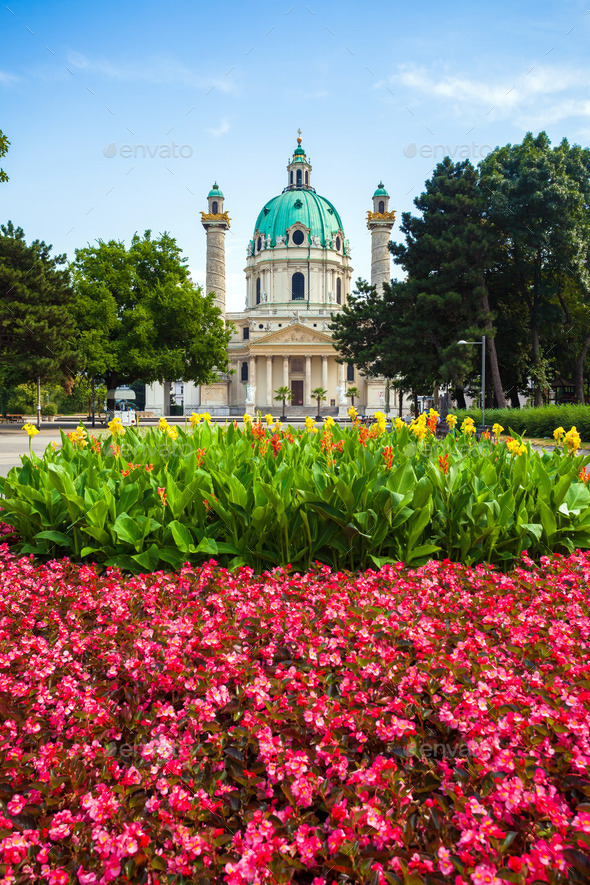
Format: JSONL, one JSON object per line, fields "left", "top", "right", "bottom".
{"left": 322, "top": 356, "right": 328, "bottom": 393}
{"left": 266, "top": 356, "right": 273, "bottom": 408}
{"left": 305, "top": 356, "right": 312, "bottom": 407}
{"left": 367, "top": 183, "right": 395, "bottom": 298}
{"left": 201, "top": 183, "right": 230, "bottom": 315}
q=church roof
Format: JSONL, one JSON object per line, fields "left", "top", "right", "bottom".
{"left": 208, "top": 182, "right": 224, "bottom": 198}
{"left": 373, "top": 182, "right": 388, "bottom": 196}
{"left": 253, "top": 189, "right": 345, "bottom": 248}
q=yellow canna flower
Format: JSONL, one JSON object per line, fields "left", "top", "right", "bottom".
{"left": 461, "top": 417, "right": 476, "bottom": 436}
{"left": 492, "top": 422, "right": 504, "bottom": 439}
{"left": 22, "top": 422, "right": 39, "bottom": 438}
{"left": 166, "top": 426, "right": 179, "bottom": 441}
{"left": 564, "top": 426, "right": 581, "bottom": 455}
{"left": 446, "top": 414, "right": 457, "bottom": 431}
{"left": 348, "top": 406, "right": 358, "bottom": 419}
{"left": 265, "top": 413, "right": 274, "bottom": 426}
{"left": 324, "top": 415, "right": 335, "bottom": 428}
{"left": 189, "top": 412, "right": 202, "bottom": 428}
{"left": 305, "top": 416, "right": 318, "bottom": 434}
{"left": 108, "top": 416, "right": 125, "bottom": 438}
{"left": 553, "top": 426, "right": 565, "bottom": 443}
{"left": 158, "top": 417, "right": 169, "bottom": 433}
{"left": 506, "top": 437, "right": 526, "bottom": 456}
{"left": 202, "top": 413, "right": 212, "bottom": 424}
{"left": 243, "top": 413, "right": 252, "bottom": 425}
{"left": 394, "top": 417, "right": 405, "bottom": 432}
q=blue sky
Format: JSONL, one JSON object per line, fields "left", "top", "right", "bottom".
{"left": 2, "top": 0, "right": 590, "bottom": 311}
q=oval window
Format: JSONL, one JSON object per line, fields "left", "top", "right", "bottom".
{"left": 336, "top": 236, "right": 341, "bottom": 251}
{"left": 292, "top": 229, "right": 305, "bottom": 246}
{"left": 257, "top": 237, "right": 262, "bottom": 252}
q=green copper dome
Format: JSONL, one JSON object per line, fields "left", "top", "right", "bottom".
{"left": 253, "top": 189, "right": 344, "bottom": 248}
{"left": 373, "top": 181, "right": 388, "bottom": 197}
{"left": 208, "top": 182, "right": 224, "bottom": 198}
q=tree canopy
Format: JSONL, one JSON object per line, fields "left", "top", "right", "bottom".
{"left": 0, "top": 129, "right": 9, "bottom": 183}
{"left": 71, "top": 230, "right": 232, "bottom": 394}
{"left": 332, "top": 132, "right": 590, "bottom": 408}
{"left": 0, "top": 222, "right": 80, "bottom": 396}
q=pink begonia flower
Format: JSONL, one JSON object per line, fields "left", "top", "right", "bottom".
{"left": 5, "top": 795, "right": 26, "bottom": 816}
{"left": 76, "top": 869, "right": 97, "bottom": 885}
{"left": 437, "top": 845, "right": 454, "bottom": 875}
{"left": 470, "top": 864, "right": 500, "bottom": 885}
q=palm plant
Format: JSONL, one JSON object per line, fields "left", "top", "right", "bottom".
{"left": 347, "top": 386, "right": 361, "bottom": 407}
{"left": 274, "top": 385, "right": 293, "bottom": 418}
{"left": 311, "top": 386, "right": 327, "bottom": 421}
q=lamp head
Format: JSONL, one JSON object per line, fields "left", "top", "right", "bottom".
{"left": 457, "top": 339, "right": 467, "bottom": 345}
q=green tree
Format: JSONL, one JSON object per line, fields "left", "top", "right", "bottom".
{"left": 479, "top": 133, "right": 590, "bottom": 405}
{"left": 72, "top": 231, "right": 232, "bottom": 405}
{"left": 311, "top": 386, "right": 327, "bottom": 418}
{"left": 274, "top": 385, "right": 293, "bottom": 417}
{"left": 0, "top": 222, "right": 80, "bottom": 412}
{"left": 391, "top": 157, "right": 506, "bottom": 408}
{"left": 0, "top": 130, "right": 9, "bottom": 183}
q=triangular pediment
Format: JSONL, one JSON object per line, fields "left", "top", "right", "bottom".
{"left": 251, "top": 323, "right": 334, "bottom": 346}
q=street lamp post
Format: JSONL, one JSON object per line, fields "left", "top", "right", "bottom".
{"left": 457, "top": 336, "right": 486, "bottom": 430}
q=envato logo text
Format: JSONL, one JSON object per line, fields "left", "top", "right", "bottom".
{"left": 403, "top": 142, "right": 492, "bottom": 160}
{"left": 103, "top": 142, "right": 193, "bottom": 159}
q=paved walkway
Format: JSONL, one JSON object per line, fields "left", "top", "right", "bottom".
{"left": 0, "top": 427, "right": 66, "bottom": 476}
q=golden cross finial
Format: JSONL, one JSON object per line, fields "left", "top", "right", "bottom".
{"left": 297, "top": 128, "right": 302, "bottom": 144}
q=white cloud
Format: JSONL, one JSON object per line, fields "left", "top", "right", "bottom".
{"left": 380, "top": 63, "right": 590, "bottom": 124}
{"left": 66, "top": 52, "right": 234, "bottom": 94}
{"left": 0, "top": 70, "right": 20, "bottom": 86}
{"left": 208, "top": 118, "right": 230, "bottom": 138}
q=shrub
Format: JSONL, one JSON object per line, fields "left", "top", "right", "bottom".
{"left": 2, "top": 420, "right": 590, "bottom": 573}
{"left": 454, "top": 404, "right": 590, "bottom": 440}
{"left": 0, "top": 545, "right": 589, "bottom": 882}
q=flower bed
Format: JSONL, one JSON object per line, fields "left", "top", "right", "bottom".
{"left": 2, "top": 417, "right": 590, "bottom": 573}
{"left": 0, "top": 545, "right": 589, "bottom": 883}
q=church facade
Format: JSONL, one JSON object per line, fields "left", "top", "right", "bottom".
{"left": 145, "top": 136, "right": 396, "bottom": 417}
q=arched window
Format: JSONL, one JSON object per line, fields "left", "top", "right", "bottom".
{"left": 296, "top": 169, "right": 302, "bottom": 187}
{"left": 241, "top": 362, "right": 248, "bottom": 381}
{"left": 336, "top": 236, "right": 341, "bottom": 251}
{"left": 305, "top": 171, "right": 309, "bottom": 185}
{"left": 292, "top": 272, "right": 305, "bottom": 301}
{"left": 290, "top": 171, "right": 293, "bottom": 184}
{"left": 256, "top": 278, "right": 261, "bottom": 305}
{"left": 347, "top": 362, "right": 355, "bottom": 382}
{"left": 378, "top": 200, "right": 385, "bottom": 213}
{"left": 243, "top": 326, "right": 250, "bottom": 340}
{"left": 211, "top": 201, "right": 218, "bottom": 214}
{"left": 257, "top": 237, "right": 262, "bottom": 252}
{"left": 336, "top": 278, "right": 342, "bottom": 304}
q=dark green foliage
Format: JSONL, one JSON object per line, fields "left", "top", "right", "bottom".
{"left": 454, "top": 404, "right": 590, "bottom": 440}
{"left": 71, "top": 231, "right": 232, "bottom": 389}
{"left": 0, "top": 222, "right": 81, "bottom": 393}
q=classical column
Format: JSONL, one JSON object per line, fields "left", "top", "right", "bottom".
{"left": 249, "top": 356, "right": 257, "bottom": 393}
{"left": 283, "top": 356, "right": 289, "bottom": 388}
{"left": 266, "top": 356, "right": 273, "bottom": 408}
{"left": 305, "top": 356, "right": 312, "bottom": 407}
{"left": 338, "top": 361, "right": 346, "bottom": 393}
{"left": 322, "top": 355, "right": 328, "bottom": 393}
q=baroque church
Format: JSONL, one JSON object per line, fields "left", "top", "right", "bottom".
{"left": 145, "top": 134, "right": 396, "bottom": 417}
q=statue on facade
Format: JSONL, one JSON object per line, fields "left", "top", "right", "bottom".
{"left": 265, "top": 234, "right": 272, "bottom": 249}
{"left": 275, "top": 234, "right": 286, "bottom": 246}
{"left": 245, "top": 385, "right": 256, "bottom": 405}
{"left": 261, "top": 290, "right": 268, "bottom": 303}
{"left": 311, "top": 235, "right": 321, "bottom": 247}
{"left": 246, "top": 241, "right": 254, "bottom": 257}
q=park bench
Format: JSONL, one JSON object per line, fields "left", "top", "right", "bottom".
{"left": 3, "top": 414, "right": 24, "bottom": 424}
{"left": 136, "top": 411, "right": 154, "bottom": 420}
